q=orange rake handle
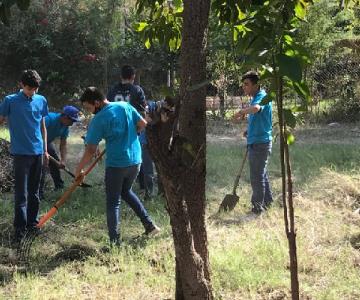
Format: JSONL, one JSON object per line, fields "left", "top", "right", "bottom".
{"left": 37, "top": 149, "right": 106, "bottom": 228}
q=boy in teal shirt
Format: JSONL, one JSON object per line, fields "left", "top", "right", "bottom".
{"left": 75, "top": 87, "right": 160, "bottom": 245}
{"left": 234, "top": 71, "right": 273, "bottom": 214}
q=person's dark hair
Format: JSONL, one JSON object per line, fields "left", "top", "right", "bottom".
{"left": 121, "top": 65, "right": 136, "bottom": 80}
{"left": 21, "top": 70, "right": 41, "bottom": 88}
{"left": 79, "top": 87, "right": 106, "bottom": 104}
{"left": 241, "top": 71, "right": 260, "bottom": 85}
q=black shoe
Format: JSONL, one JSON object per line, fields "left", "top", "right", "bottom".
{"left": 251, "top": 206, "right": 264, "bottom": 215}
{"left": 264, "top": 201, "right": 273, "bottom": 210}
{"left": 12, "top": 229, "right": 25, "bottom": 247}
{"left": 144, "top": 223, "right": 161, "bottom": 236}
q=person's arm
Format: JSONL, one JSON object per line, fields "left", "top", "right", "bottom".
{"left": 137, "top": 117, "right": 147, "bottom": 133}
{"left": 41, "top": 118, "right": 49, "bottom": 162}
{"left": 75, "top": 144, "right": 98, "bottom": 178}
{"left": 59, "top": 138, "right": 67, "bottom": 167}
{"left": 234, "top": 104, "right": 261, "bottom": 120}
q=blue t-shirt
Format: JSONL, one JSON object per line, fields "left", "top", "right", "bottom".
{"left": 85, "top": 102, "right": 142, "bottom": 168}
{"left": 45, "top": 112, "right": 69, "bottom": 143}
{"left": 247, "top": 89, "right": 272, "bottom": 145}
{"left": 0, "top": 91, "right": 48, "bottom": 155}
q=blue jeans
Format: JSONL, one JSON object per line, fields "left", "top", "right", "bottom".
{"left": 105, "top": 164, "right": 153, "bottom": 243}
{"left": 138, "top": 144, "right": 154, "bottom": 196}
{"left": 248, "top": 142, "right": 273, "bottom": 210}
{"left": 13, "top": 155, "right": 43, "bottom": 235}
{"left": 39, "top": 142, "right": 64, "bottom": 195}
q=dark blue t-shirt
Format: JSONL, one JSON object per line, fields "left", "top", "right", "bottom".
{"left": 107, "top": 83, "right": 146, "bottom": 114}
{"left": 45, "top": 112, "right": 69, "bottom": 143}
{"left": 85, "top": 102, "right": 142, "bottom": 168}
{"left": 0, "top": 91, "right": 48, "bottom": 155}
{"left": 247, "top": 89, "right": 272, "bottom": 145}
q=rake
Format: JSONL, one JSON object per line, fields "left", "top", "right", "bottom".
{"left": 17, "top": 149, "right": 105, "bottom": 273}
{"left": 48, "top": 155, "right": 92, "bottom": 188}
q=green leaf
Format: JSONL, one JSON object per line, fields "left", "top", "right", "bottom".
{"left": 286, "top": 132, "right": 295, "bottom": 145}
{"left": 294, "top": 2, "right": 306, "bottom": 19}
{"left": 16, "top": 0, "right": 30, "bottom": 11}
{"left": 134, "top": 22, "right": 148, "bottom": 32}
{"left": 293, "top": 81, "right": 311, "bottom": 103}
{"left": 283, "top": 108, "right": 297, "bottom": 129}
{"left": 277, "top": 53, "right": 302, "bottom": 82}
{"left": 145, "top": 38, "right": 151, "bottom": 49}
{"left": 284, "top": 34, "right": 293, "bottom": 45}
{"left": 168, "top": 37, "right": 181, "bottom": 51}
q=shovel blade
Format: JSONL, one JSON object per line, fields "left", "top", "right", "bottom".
{"left": 219, "top": 194, "right": 239, "bottom": 212}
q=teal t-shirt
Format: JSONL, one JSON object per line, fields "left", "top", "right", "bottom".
{"left": 0, "top": 91, "right": 48, "bottom": 155}
{"left": 85, "top": 102, "right": 142, "bottom": 167}
{"left": 45, "top": 112, "right": 69, "bottom": 143}
{"left": 247, "top": 89, "right": 272, "bottom": 145}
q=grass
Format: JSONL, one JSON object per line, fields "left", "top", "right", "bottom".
{"left": 1, "top": 123, "right": 360, "bottom": 299}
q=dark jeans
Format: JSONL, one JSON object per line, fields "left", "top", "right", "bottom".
{"left": 248, "top": 142, "right": 273, "bottom": 210}
{"left": 105, "top": 164, "right": 153, "bottom": 243}
{"left": 39, "top": 142, "right": 64, "bottom": 195}
{"left": 13, "top": 154, "right": 43, "bottom": 235}
{"left": 138, "top": 144, "right": 154, "bottom": 196}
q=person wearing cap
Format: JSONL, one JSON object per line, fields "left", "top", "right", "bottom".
{"left": 39, "top": 105, "right": 80, "bottom": 198}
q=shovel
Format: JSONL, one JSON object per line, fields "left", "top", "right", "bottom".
{"left": 218, "top": 148, "right": 248, "bottom": 212}
{"left": 48, "top": 155, "right": 92, "bottom": 188}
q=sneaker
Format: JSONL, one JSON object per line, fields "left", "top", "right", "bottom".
{"left": 251, "top": 206, "right": 264, "bottom": 215}
{"left": 144, "top": 223, "right": 161, "bottom": 236}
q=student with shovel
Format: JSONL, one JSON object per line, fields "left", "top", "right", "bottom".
{"left": 234, "top": 71, "right": 273, "bottom": 214}
{"left": 75, "top": 87, "right": 160, "bottom": 246}
{"left": 39, "top": 105, "right": 81, "bottom": 199}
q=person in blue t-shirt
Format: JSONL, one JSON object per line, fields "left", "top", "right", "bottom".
{"left": 39, "top": 105, "right": 80, "bottom": 198}
{"left": 0, "top": 70, "right": 48, "bottom": 242}
{"left": 107, "top": 65, "right": 146, "bottom": 116}
{"left": 234, "top": 71, "right": 273, "bottom": 214}
{"left": 75, "top": 87, "right": 160, "bottom": 246}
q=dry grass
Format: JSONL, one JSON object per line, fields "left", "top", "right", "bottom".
{"left": 0, "top": 123, "right": 360, "bottom": 299}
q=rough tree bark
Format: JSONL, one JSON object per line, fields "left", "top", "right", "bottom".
{"left": 146, "top": 0, "right": 212, "bottom": 299}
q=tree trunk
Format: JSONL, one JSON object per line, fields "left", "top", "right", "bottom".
{"left": 276, "top": 76, "right": 300, "bottom": 300}
{"left": 146, "top": 0, "right": 212, "bottom": 299}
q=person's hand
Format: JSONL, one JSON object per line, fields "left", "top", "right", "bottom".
{"left": 233, "top": 110, "right": 245, "bottom": 122}
{"left": 43, "top": 151, "right": 49, "bottom": 166}
{"left": 58, "top": 160, "right": 65, "bottom": 169}
{"left": 75, "top": 169, "right": 85, "bottom": 185}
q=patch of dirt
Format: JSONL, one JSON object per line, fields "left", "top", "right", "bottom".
{"left": 350, "top": 233, "right": 360, "bottom": 251}
{"left": 52, "top": 244, "right": 97, "bottom": 262}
